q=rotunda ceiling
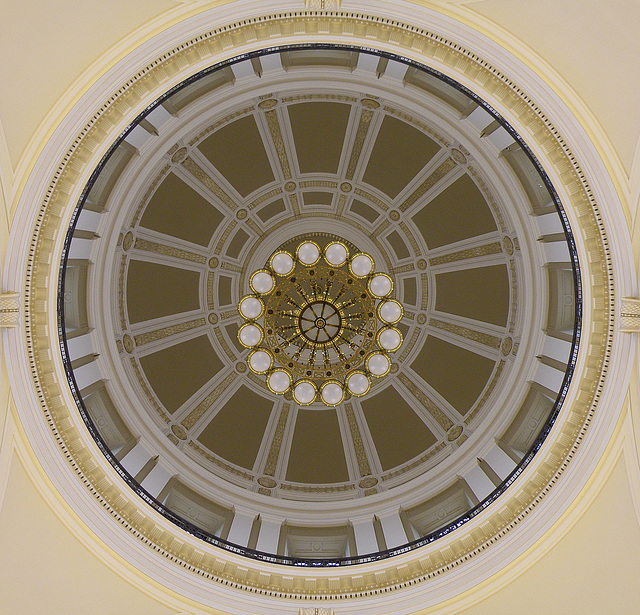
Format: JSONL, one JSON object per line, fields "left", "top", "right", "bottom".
{"left": 60, "top": 46, "right": 578, "bottom": 563}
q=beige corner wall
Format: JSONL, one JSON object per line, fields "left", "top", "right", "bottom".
{"left": 1, "top": 1, "right": 639, "bottom": 613}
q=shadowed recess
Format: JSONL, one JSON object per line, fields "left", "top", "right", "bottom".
{"left": 126, "top": 260, "right": 200, "bottom": 324}
{"left": 435, "top": 264, "right": 510, "bottom": 327}
{"left": 257, "top": 198, "right": 287, "bottom": 223}
{"left": 302, "top": 191, "right": 334, "bottom": 206}
{"left": 361, "top": 385, "right": 438, "bottom": 470}
{"left": 139, "top": 335, "right": 224, "bottom": 414}
{"left": 198, "top": 115, "right": 274, "bottom": 197}
{"left": 363, "top": 115, "right": 440, "bottom": 199}
{"left": 411, "top": 335, "right": 496, "bottom": 414}
{"left": 197, "top": 386, "right": 273, "bottom": 469}
{"left": 385, "top": 230, "right": 411, "bottom": 260}
{"left": 288, "top": 102, "right": 351, "bottom": 174}
{"left": 412, "top": 174, "right": 497, "bottom": 249}
{"left": 217, "top": 275, "right": 233, "bottom": 306}
{"left": 226, "top": 227, "right": 250, "bottom": 259}
{"left": 349, "top": 199, "right": 380, "bottom": 223}
{"left": 140, "top": 173, "right": 224, "bottom": 247}
{"left": 286, "top": 408, "right": 349, "bottom": 484}
{"left": 403, "top": 277, "right": 417, "bottom": 305}
{"left": 225, "top": 322, "right": 244, "bottom": 354}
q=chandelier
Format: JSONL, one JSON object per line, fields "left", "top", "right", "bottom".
{"left": 238, "top": 240, "right": 403, "bottom": 406}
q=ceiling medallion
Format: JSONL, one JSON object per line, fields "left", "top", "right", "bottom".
{"left": 238, "top": 240, "right": 403, "bottom": 406}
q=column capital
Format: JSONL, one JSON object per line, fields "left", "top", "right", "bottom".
{"left": 620, "top": 297, "right": 640, "bottom": 332}
{"left": 0, "top": 292, "right": 19, "bottom": 328}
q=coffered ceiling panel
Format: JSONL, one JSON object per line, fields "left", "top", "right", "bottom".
{"left": 198, "top": 115, "right": 274, "bottom": 197}
{"left": 412, "top": 335, "right": 497, "bottom": 414}
{"left": 138, "top": 335, "right": 224, "bottom": 414}
{"left": 126, "top": 260, "right": 200, "bottom": 323}
{"left": 362, "top": 114, "right": 440, "bottom": 198}
{"left": 197, "top": 386, "right": 273, "bottom": 470}
{"left": 302, "top": 191, "right": 334, "bottom": 207}
{"left": 412, "top": 173, "right": 497, "bottom": 249}
{"left": 361, "top": 385, "right": 438, "bottom": 471}
{"left": 140, "top": 172, "right": 224, "bottom": 246}
{"left": 286, "top": 408, "right": 349, "bottom": 484}
{"left": 288, "top": 101, "right": 351, "bottom": 174}
{"left": 435, "top": 265, "right": 510, "bottom": 327}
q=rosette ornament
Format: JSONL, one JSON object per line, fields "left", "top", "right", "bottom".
{"left": 238, "top": 240, "right": 404, "bottom": 406}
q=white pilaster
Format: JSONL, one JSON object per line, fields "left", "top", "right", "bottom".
{"left": 255, "top": 514, "right": 284, "bottom": 554}
{"left": 351, "top": 515, "right": 378, "bottom": 556}
{"left": 227, "top": 507, "right": 256, "bottom": 546}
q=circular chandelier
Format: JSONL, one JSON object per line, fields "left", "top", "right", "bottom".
{"left": 238, "top": 240, "right": 404, "bottom": 406}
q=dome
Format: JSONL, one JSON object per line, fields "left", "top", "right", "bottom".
{"left": 5, "top": 4, "right": 631, "bottom": 614}
{"left": 61, "top": 46, "right": 578, "bottom": 563}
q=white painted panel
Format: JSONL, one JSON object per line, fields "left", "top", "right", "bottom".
{"left": 68, "top": 237, "right": 94, "bottom": 260}
{"left": 230, "top": 59, "right": 255, "bottom": 79}
{"left": 541, "top": 335, "right": 573, "bottom": 364}
{"left": 73, "top": 360, "right": 102, "bottom": 391}
{"left": 120, "top": 441, "right": 153, "bottom": 478}
{"left": 66, "top": 332, "right": 94, "bottom": 361}
{"left": 533, "top": 362, "right": 566, "bottom": 392}
{"left": 75, "top": 209, "right": 102, "bottom": 233}
{"left": 227, "top": 509, "right": 255, "bottom": 546}
{"left": 543, "top": 241, "right": 571, "bottom": 263}
{"left": 260, "top": 53, "right": 283, "bottom": 73}
{"left": 378, "top": 511, "right": 407, "bottom": 549}
{"left": 356, "top": 52, "right": 379, "bottom": 73}
{"left": 255, "top": 516, "right": 283, "bottom": 554}
{"left": 352, "top": 517, "right": 378, "bottom": 556}
{"left": 486, "top": 126, "right": 516, "bottom": 151}
{"left": 383, "top": 59, "right": 408, "bottom": 80}
{"left": 466, "top": 105, "right": 494, "bottom": 132}
{"left": 536, "top": 211, "right": 565, "bottom": 235}
{"left": 140, "top": 463, "right": 173, "bottom": 498}
{"left": 463, "top": 465, "right": 495, "bottom": 501}
{"left": 484, "top": 444, "right": 517, "bottom": 481}
{"left": 124, "top": 124, "right": 153, "bottom": 150}
{"left": 145, "top": 104, "right": 173, "bottom": 130}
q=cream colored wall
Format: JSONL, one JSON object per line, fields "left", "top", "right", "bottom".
{"left": 0, "top": 1, "right": 639, "bottom": 613}
{"left": 0, "top": 434, "right": 178, "bottom": 615}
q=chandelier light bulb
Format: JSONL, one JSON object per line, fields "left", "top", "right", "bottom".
{"left": 248, "top": 350, "right": 273, "bottom": 374}
{"left": 367, "top": 352, "right": 391, "bottom": 377}
{"left": 250, "top": 270, "right": 275, "bottom": 294}
{"left": 297, "top": 241, "right": 321, "bottom": 266}
{"left": 321, "top": 381, "right": 344, "bottom": 406}
{"left": 349, "top": 253, "right": 374, "bottom": 278}
{"left": 378, "top": 299, "right": 403, "bottom": 324}
{"left": 270, "top": 251, "right": 295, "bottom": 276}
{"left": 238, "top": 323, "right": 263, "bottom": 348}
{"left": 346, "top": 371, "right": 370, "bottom": 396}
{"left": 293, "top": 380, "right": 317, "bottom": 405}
{"left": 239, "top": 296, "right": 263, "bottom": 320}
{"left": 268, "top": 369, "right": 291, "bottom": 393}
{"left": 369, "top": 273, "right": 393, "bottom": 298}
{"left": 378, "top": 327, "right": 403, "bottom": 352}
{"left": 324, "top": 241, "right": 349, "bottom": 266}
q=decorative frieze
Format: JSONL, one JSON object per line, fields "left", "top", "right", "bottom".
{"left": 620, "top": 298, "right": 640, "bottom": 332}
{"left": 0, "top": 292, "right": 19, "bottom": 327}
